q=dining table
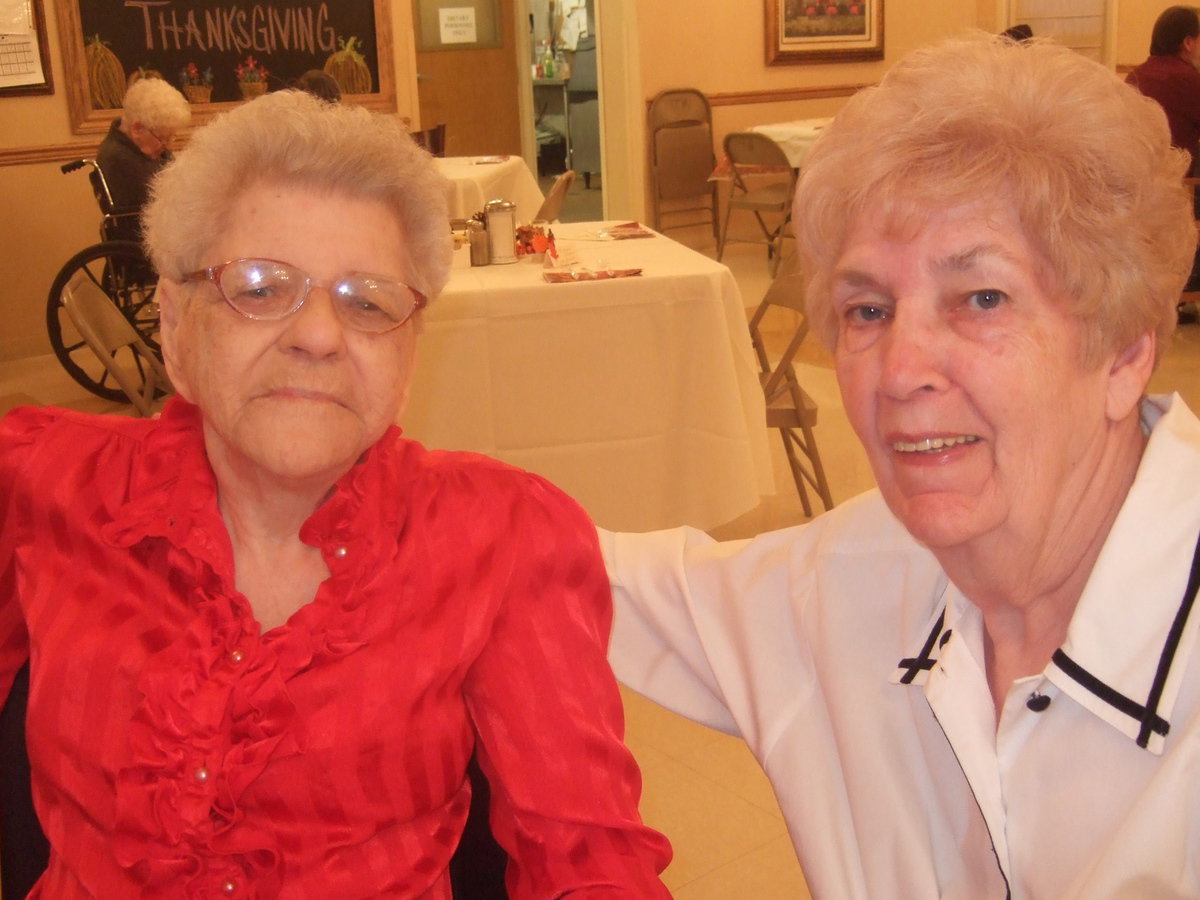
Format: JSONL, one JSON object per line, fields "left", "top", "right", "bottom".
{"left": 708, "top": 116, "right": 833, "bottom": 183}
{"left": 748, "top": 117, "right": 833, "bottom": 169}
{"left": 435, "top": 155, "right": 546, "bottom": 225}
{"left": 401, "top": 221, "right": 774, "bottom": 532}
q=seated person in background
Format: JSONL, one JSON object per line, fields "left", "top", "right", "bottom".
{"left": 293, "top": 68, "right": 342, "bottom": 102}
{"left": 96, "top": 77, "right": 191, "bottom": 236}
{"left": 1127, "top": 6, "right": 1200, "bottom": 309}
{"left": 605, "top": 33, "right": 1199, "bottom": 897}
{"left": 1126, "top": 6, "right": 1200, "bottom": 174}
{"left": 0, "top": 90, "right": 670, "bottom": 897}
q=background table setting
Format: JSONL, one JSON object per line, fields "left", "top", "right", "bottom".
{"left": 401, "top": 221, "right": 774, "bottom": 532}
{"left": 709, "top": 116, "right": 833, "bottom": 182}
{"left": 748, "top": 117, "right": 832, "bottom": 168}
{"left": 434, "top": 155, "right": 547, "bottom": 224}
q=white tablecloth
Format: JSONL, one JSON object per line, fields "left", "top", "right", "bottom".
{"left": 750, "top": 117, "right": 833, "bottom": 168}
{"left": 435, "top": 156, "right": 546, "bottom": 224}
{"left": 401, "top": 222, "right": 774, "bottom": 532}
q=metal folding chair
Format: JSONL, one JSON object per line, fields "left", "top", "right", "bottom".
{"left": 718, "top": 131, "right": 796, "bottom": 276}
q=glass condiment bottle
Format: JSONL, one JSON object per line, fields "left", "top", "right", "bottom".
{"left": 484, "top": 199, "right": 517, "bottom": 264}
{"left": 467, "top": 219, "right": 490, "bottom": 266}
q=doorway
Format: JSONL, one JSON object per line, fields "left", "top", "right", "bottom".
{"left": 527, "top": 0, "right": 602, "bottom": 221}
{"left": 414, "top": 0, "right": 629, "bottom": 221}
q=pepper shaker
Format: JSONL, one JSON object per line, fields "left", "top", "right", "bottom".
{"left": 467, "top": 219, "right": 490, "bottom": 266}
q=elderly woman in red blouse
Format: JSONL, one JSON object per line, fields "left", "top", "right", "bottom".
{"left": 0, "top": 90, "right": 670, "bottom": 897}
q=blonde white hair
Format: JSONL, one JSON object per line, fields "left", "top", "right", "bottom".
{"left": 142, "top": 90, "right": 452, "bottom": 299}
{"left": 121, "top": 78, "right": 192, "bottom": 134}
{"left": 795, "top": 32, "right": 1195, "bottom": 366}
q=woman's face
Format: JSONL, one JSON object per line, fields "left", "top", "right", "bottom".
{"left": 160, "top": 181, "right": 420, "bottom": 488}
{"left": 832, "top": 200, "right": 1150, "bottom": 554}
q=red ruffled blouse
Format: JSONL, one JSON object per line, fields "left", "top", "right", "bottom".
{"left": 0, "top": 399, "right": 670, "bottom": 898}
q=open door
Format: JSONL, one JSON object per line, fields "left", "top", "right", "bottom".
{"left": 414, "top": 0, "right": 523, "bottom": 156}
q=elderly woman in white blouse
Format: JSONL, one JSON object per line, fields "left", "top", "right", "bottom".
{"left": 605, "top": 33, "right": 1200, "bottom": 897}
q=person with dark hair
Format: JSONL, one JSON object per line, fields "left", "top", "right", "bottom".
{"left": 1128, "top": 6, "right": 1200, "bottom": 316}
{"left": 1000, "top": 22, "right": 1033, "bottom": 41}
{"left": 1126, "top": 6, "right": 1200, "bottom": 173}
{"left": 293, "top": 68, "right": 341, "bottom": 102}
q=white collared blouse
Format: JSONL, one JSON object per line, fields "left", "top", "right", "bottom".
{"left": 605, "top": 394, "right": 1200, "bottom": 899}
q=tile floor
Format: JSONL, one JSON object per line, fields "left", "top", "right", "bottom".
{"left": 2, "top": 230, "right": 1198, "bottom": 898}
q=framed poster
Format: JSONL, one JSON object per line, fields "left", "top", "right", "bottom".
{"left": 766, "top": 0, "right": 884, "bottom": 65}
{"left": 0, "top": 0, "right": 53, "bottom": 96}
{"left": 54, "top": 0, "right": 396, "bottom": 134}
{"left": 413, "top": 0, "right": 502, "bottom": 51}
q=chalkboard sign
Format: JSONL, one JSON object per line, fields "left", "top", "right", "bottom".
{"left": 55, "top": 0, "right": 397, "bottom": 134}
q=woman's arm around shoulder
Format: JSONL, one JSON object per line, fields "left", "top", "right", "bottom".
{"left": 462, "top": 471, "right": 672, "bottom": 898}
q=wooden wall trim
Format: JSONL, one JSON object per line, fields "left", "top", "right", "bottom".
{"left": 0, "top": 142, "right": 102, "bottom": 168}
{"left": 706, "top": 84, "right": 869, "bottom": 107}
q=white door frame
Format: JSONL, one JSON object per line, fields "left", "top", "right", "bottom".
{"left": 512, "top": 0, "right": 644, "bottom": 221}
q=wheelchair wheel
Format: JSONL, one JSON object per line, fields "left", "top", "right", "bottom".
{"left": 46, "top": 240, "right": 162, "bottom": 403}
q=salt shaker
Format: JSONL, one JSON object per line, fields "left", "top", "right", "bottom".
{"left": 467, "top": 219, "right": 490, "bottom": 266}
{"left": 484, "top": 199, "right": 517, "bottom": 264}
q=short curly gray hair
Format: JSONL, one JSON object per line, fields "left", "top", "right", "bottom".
{"left": 795, "top": 32, "right": 1195, "bottom": 368}
{"left": 121, "top": 78, "right": 192, "bottom": 134}
{"left": 142, "top": 90, "right": 452, "bottom": 300}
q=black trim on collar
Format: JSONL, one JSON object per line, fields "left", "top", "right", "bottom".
{"left": 897, "top": 609, "right": 946, "bottom": 684}
{"left": 1053, "top": 528, "right": 1200, "bottom": 750}
{"left": 1051, "top": 649, "right": 1169, "bottom": 743}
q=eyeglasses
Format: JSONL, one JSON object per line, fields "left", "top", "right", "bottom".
{"left": 146, "top": 128, "right": 173, "bottom": 148}
{"left": 182, "top": 258, "right": 427, "bottom": 334}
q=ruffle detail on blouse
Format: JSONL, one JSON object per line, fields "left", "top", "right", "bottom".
{"left": 102, "top": 398, "right": 414, "bottom": 895}
{"left": 112, "top": 569, "right": 296, "bottom": 895}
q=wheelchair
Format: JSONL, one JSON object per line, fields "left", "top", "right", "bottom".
{"left": 47, "top": 159, "right": 164, "bottom": 403}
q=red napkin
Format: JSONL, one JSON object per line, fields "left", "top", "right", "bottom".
{"left": 543, "top": 268, "right": 643, "bottom": 283}
{"left": 605, "top": 222, "right": 655, "bottom": 239}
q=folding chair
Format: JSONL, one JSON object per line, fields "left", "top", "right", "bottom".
{"left": 535, "top": 169, "right": 576, "bottom": 222}
{"left": 748, "top": 256, "right": 834, "bottom": 516}
{"left": 61, "top": 277, "right": 173, "bottom": 417}
{"left": 718, "top": 132, "right": 796, "bottom": 276}
{"left": 647, "top": 89, "right": 719, "bottom": 240}
{"left": 413, "top": 123, "right": 447, "bottom": 157}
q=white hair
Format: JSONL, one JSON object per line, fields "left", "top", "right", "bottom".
{"left": 142, "top": 90, "right": 452, "bottom": 299}
{"left": 121, "top": 78, "right": 192, "bottom": 133}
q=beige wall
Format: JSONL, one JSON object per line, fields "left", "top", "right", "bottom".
{"left": 1115, "top": 0, "right": 1160, "bottom": 68}
{"left": 0, "top": 0, "right": 1012, "bottom": 361}
{"left": 636, "top": 0, "right": 976, "bottom": 147}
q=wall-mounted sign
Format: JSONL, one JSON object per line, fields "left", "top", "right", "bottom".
{"left": 439, "top": 8, "right": 477, "bottom": 44}
{"left": 54, "top": 0, "right": 397, "bottom": 133}
{"left": 414, "top": 0, "right": 500, "bottom": 51}
{"left": 0, "top": 0, "right": 53, "bottom": 96}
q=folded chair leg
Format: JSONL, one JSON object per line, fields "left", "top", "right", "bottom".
{"left": 779, "top": 430, "right": 814, "bottom": 518}
{"left": 717, "top": 187, "right": 736, "bottom": 260}
{"left": 800, "top": 422, "right": 834, "bottom": 511}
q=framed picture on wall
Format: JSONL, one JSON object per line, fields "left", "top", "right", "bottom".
{"left": 765, "top": 0, "right": 884, "bottom": 65}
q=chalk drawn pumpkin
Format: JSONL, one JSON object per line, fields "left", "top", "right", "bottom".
{"left": 85, "top": 35, "right": 125, "bottom": 109}
{"left": 324, "top": 36, "right": 372, "bottom": 95}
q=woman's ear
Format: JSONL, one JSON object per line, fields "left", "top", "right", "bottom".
{"left": 1105, "top": 330, "right": 1155, "bottom": 422}
{"left": 156, "top": 280, "right": 192, "bottom": 401}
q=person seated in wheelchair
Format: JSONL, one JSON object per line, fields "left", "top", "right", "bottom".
{"left": 96, "top": 77, "right": 191, "bottom": 241}
{"left": 0, "top": 90, "right": 670, "bottom": 897}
